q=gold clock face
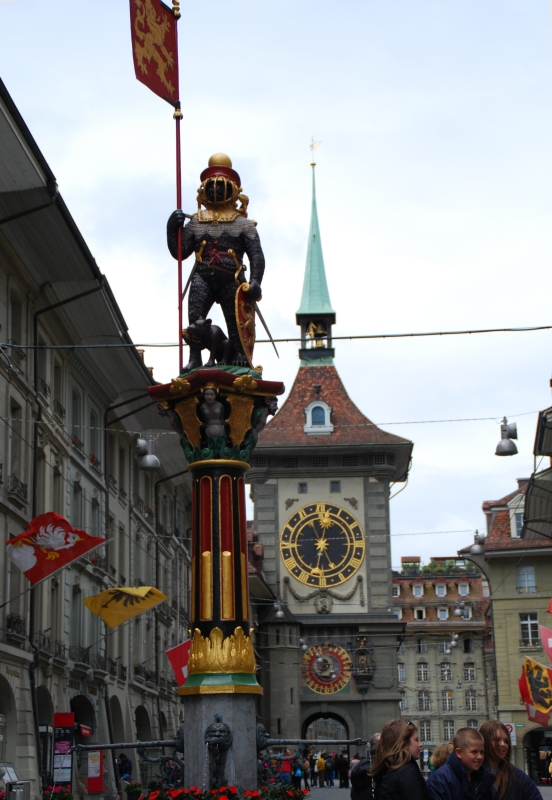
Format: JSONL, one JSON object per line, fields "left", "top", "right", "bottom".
{"left": 303, "top": 645, "right": 352, "bottom": 694}
{"left": 280, "top": 502, "right": 365, "bottom": 587}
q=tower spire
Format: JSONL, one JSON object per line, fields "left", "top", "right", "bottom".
{"left": 296, "top": 161, "right": 336, "bottom": 365}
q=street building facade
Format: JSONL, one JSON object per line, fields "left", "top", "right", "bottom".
{"left": 0, "top": 79, "right": 192, "bottom": 797}
{"left": 249, "top": 164, "right": 412, "bottom": 744}
{"left": 392, "top": 555, "right": 495, "bottom": 768}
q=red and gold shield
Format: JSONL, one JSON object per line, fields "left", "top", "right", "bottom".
{"left": 235, "top": 284, "right": 256, "bottom": 368}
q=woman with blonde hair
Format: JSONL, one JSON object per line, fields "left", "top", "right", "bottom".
{"left": 429, "top": 742, "right": 453, "bottom": 771}
{"left": 369, "top": 719, "right": 429, "bottom": 800}
{"left": 479, "top": 720, "right": 542, "bottom": 800}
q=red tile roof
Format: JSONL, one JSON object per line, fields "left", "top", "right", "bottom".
{"left": 257, "top": 365, "right": 411, "bottom": 448}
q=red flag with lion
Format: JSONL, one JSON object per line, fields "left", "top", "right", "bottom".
{"left": 7, "top": 512, "right": 105, "bottom": 586}
{"left": 129, "top": 0, "right": 179, "bottom": 106}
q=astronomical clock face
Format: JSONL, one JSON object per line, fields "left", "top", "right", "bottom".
{"left": 303, "top": 645, "right": 352, "bottom": 694}
{"left": 280, "top": 502, "right": 365, "bottom": 587}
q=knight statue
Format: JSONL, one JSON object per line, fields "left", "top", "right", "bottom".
{"left": 167, "top": 153, "right": 265, "bottom": 372}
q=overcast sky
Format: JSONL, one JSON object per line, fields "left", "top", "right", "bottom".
{"left": 2, "top": 0, "right": 552, "bottom": 568}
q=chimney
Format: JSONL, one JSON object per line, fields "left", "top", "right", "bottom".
{"left": 517, "top": 478, "right": 530, "bottom": 490}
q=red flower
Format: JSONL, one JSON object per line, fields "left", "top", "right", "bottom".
{"left": 302, "top": 792, "right": 309, "bottom": 796}
{"left": 149, "top": 792, "right": 160, "bottom": 800}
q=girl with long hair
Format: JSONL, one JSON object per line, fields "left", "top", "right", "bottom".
{"left": 369, "top": 719, "right": 429, "bottom": 800}
{"left": 479, "top": 720, "right": 542, "bottom": 800}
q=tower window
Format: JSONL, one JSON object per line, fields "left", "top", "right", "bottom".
{"left": 298, "top": 482, "right": 308, "bottom": 494}
{"left": 312, "top": 406, "right": 326, "bottom": 425}
{"left": 330, "top": 481, "right": 341, "bottom": 493}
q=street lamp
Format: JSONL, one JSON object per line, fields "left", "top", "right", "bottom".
{"left": 470, "top": 530, "right": 486, "bottom": 555}
{"left": 495, "top": 417, "right": 518, "bottom": 456}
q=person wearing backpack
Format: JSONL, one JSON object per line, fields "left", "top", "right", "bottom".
{"left": 325, "top": 754, "right": 335, "bottom": 786}
{"left": 292, "top": 759, "right": 303, "bottom": 790}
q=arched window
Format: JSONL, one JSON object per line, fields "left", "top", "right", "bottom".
{"left": 71, "top": 389, "right": 81, "bottom": 444}
{"left": 311, "top": 406, "right": 325, "bottom": 425}
{"left": 89, "top": 409, "right": 98, "bottom": 459}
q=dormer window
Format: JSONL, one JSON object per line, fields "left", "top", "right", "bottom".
{"left": 304, "top": 401, "right": 334, "bottom": 435}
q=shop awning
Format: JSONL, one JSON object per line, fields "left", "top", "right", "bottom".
{"left": 523, "top": 467, "right": 552, "bottom": 540}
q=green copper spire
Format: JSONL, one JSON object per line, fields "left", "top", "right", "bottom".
{"left": 297, "top": 165, "right": 335, "bottom": 316}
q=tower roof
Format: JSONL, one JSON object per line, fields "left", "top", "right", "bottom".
{"left": 296, "top": 165, "right": 335, "bottom": 317}
{"left": 258, "top": 366, "right": 410, "bottom": 448}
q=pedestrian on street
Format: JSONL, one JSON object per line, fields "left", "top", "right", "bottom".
{"left": 303, "top": 756, "right": 311, "bottom": 791}
{"left": 280, "top": 750, "right": 292, "bottom": 785}
{"left": 370, "top": 719, "right": 429, "bottom": 800}
{"left": 350, "top": 753, "right": 372, "bottom": 800}
{"left": 338, "top": 752, "right": 350, "bottom": 788}
{"left": 479, "top": 720, "right": 543, "bottom": 800}
{"left": 325, "top": 753, "right": 334, "bottom": 786}
{"left": 292, "top": 759, "right": 303, "bottom": 790}
{"left": 117, "top": 753, "right": 132, "bottom": 781}
{"left": 317, "top": 752, "right": 326, "bottom": 788}
{"left": 427, "top": 728, "right": 495, "bottom": 800}
{"left": 429, "top": 743, "right": 453, "bottom": 772}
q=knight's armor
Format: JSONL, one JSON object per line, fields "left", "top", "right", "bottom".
{"left": 167, "top": 153, "right": 265, "bottom": 371}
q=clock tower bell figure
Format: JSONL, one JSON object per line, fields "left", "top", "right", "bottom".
{"left": 249, "top": 162, "right": 413, "bottom": 742}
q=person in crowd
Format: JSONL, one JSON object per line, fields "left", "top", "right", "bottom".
{"left": 369, "top": 719, "right": 429, "bottom": 800}
{"left": 427, "top": 728, "right": 495, "bottom": 800}
{"left": 117, "top": 753, "right": 132, "bottom": 781}
{"left": 429, "top": 743, "right": 454, "bottom": 772}
{"left": 350, "top": 753, "right": 361, "bottom": 774}
{"left": 479, "top": 720, "right": 542, "bottom": 800}
{"left": 350, "top": 752, "right": 372, "bottom": 800}
{"left": 280, "top": 750, "right": 292, "bottom": 785}
{"left": 292, "top": 758, "right": 303, "bottom": 790}
{"left": 326, "top": 752, "right": 335, "bottom": 786}
{"left": 317, "top": 751, "right": 326, "bottom": 788}
{"left": 337, "top": 752, "right": 350, "bottom": 788}
{"left": 303, "top": 754, "right": 311, "bottom": 791}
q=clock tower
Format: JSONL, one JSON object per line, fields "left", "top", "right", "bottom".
{"left": 249, "top": 163, "right": 413, "bottom": 742}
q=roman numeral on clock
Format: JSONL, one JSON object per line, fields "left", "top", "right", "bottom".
{"left": 284, "top": 556, "right": 296, "bottom": 571}
{"left": 350, "top": 557, "right": 362, "bottom": 568}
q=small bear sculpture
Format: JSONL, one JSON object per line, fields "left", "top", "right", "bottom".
{"left": 182, "top": 317, "right": 233, "bottom": 369}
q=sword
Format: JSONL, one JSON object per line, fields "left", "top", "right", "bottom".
{"left": 181, "top": 240, "right": 207, "bottom": 302}
{"left": 228, "top": 249, "right": 279, "bottom": 358}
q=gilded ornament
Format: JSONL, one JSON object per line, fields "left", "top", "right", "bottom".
{"left": 170, "top": 377, "right": 191, "bottom": 395}
{"left": 226, "top": 395, "right": 255, "bottom": 446}
{"left": 175, "top": 398, "right": 202, "bottom": 449}
{"left": 188, "top": 626, "right": 256, "bottom": 674}
{"left": 233, "top": 374, "right": 258, "bottom": 393}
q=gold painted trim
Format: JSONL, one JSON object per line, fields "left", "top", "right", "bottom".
{"left": 221, "top": 551, "right": 234, "bottom": 620}
{"left": 241, "top": 552, "right": 249, "bottom": 621}
{"left": 201, "top": 552, "right": 213, "bottom": 620}
{"left": 178, "top": 684, "right": 263, "bottom": 695}
{"left": 191, "top": 556, "right": 196, "bottom": 620}
{"left": 189, "top": 459, "right": 249, "bottom": 470}
{"left": 188, "top": 626, "right": 256, "bottom": 673}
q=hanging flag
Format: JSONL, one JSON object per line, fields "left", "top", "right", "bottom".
{"left": 166, "top": 639, "right": 191, "bottom": 686}
{"left": 129, "top": 0, "right": 179, "bottom": 107}
{"left": 539, "top": 624, "right": 552, "bottom": 663}
{"left": 518, "top": 657, "right": 552, "bottom": 725}
{"left": 83, "top": 586, "right": 167, "bottom": 629}
{"left": 7, "top": 512, "right": 105, "bottom": 586}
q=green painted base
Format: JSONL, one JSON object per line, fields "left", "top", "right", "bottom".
{"left": 179, "top": 672, "right": 263, "bottom": 695}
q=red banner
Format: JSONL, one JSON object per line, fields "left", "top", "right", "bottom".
{"left": 166, "top": 639, "right": 191, "bottom": 686}
{"left": 519, "top": 657, "right": 552, "bottom": 727}
{"left": 7, "top": 512, "right": 105, "bottom": 586}
{"left": 130, "top": 0, "right": 179, "bottom": 106}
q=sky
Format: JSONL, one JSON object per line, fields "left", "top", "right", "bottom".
{"left": 2, "top": 0, "right": 552, "bottom": 568}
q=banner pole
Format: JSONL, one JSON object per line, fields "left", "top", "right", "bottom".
{"left": 173, "top": 0, "right": 183, "bottom": 374}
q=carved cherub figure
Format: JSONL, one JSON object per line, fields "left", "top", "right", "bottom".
{"left": 199, "top": 388, "right": 226, "bottom": 439}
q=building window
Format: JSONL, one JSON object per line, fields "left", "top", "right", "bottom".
{"left": 397, "top": 641, "right": 404, "bottom": 654}
{"left": 467, "top": 719, "right": 478, "bottom": 729}
{"left": 413, "top": 584, "right": 424, "bottom": 598}
{"left": 439, "top": 641, "right": 449, "bottom": 654}
{"left": 520, "top": 613, "right": 539, "bottom": 646}
{"left": 436, "top": 583, "right": 446, "bottom": 597}
{"left": 392, "top": 585, "right": 400, "bottom": 597}
{"left": 418, "top": 639, "right": 427, "bottom": 654}
{"left": 342, "top": 455, "right": 358, "bottom": 467}
{"left": 463, "top": 638, "right": 473, "bottom": 654}
{"left": 72, "top": 481, "right": 83, "bottom": 529}
{"left": 517, "top": 566, "right": 536, "bottom": 594}
{"left": 418, "top": 690, "right": 430, "bottom": 712}
{"left": 71, "top": 389, "right": 81, "bottom": 442}
{"left": 393, "top": 608, "right": 402, "bottom": 620}
{"left": 442, "top": 690, "right": 454, "bottom": 712}
{"left": 90, "top": 408, "right": 99, "bottom": 460}
{"left": 443, "top": 720, "right": 455, "bottom": 739}
{"left": 440, "top": 662, "right": 452, "bottom": 682}
{"left": 282, "top": 458, "right": 298, "bottom": 469}
{"left": 463, "top": 663, "right": 476, "bottom": 681}
{"left": 458, "top": 582, "right": 469, "bottom": 596}
{"left": 419, "top": 721, "right": 431, "bottom": 742}
{"left": 313, "top": 456, "right": 329, "bottom": 468}
{"left": 398, "top": 663, "right": 405, "bottom": 682}
{"left": 399, "top": 691, "right": 406, "bottom": 711}
{"left": 417, "top": 662, "right": 429, "bottom": 682}
{"left": 330, "top": 480, "right": 341, "bottom": 493}
{"left": 415, "top": 608, "right": 426, "bottom": 620}
{"left": 312, "top": 406, "right": 326, "bottom": 425}
{"left": 298, "top": 482, "right": 308, "bottom": 494}
{"left": 515, "top": 513, "right": 523, "bottom": 538}
{"left": 438, "top": 607, "right": 449, "bottom": 621}
{"left": 465, "top": 689, "right": 477, "bottom": 712}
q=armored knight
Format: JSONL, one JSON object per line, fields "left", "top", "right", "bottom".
{"left": 167, "top": 153, "right": 265, "bottom": 372}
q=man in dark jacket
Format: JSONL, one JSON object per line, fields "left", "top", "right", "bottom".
{"left": 117, "top": 753, "right": 132, "bottom": 781}
{"left": 427, "top": 728, "right": 495, "bottom": 800}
